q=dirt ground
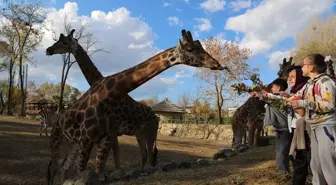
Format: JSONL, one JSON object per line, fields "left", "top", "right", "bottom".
{"left": 0, "top": 115, "right": 312, "bottom": 185}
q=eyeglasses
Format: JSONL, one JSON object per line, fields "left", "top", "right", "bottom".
{"left": 301, "top": 63, "right": 313, "bottom": 67}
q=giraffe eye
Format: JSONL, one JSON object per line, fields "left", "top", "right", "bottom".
{"left": 62, "top": 41, "right": 68, "bottom": 45}
{"left": 186, "top": 47, "right": 192, "bottom": 52}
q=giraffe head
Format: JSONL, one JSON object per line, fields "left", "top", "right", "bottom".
{"left": 172, "top": 29, "right": 227, "bottom": 71}
{"left": 277, "top": 57, "right": 293, "bottom": 79}
{"left": 46, "top": 29, "right": 78, "bottom": 55}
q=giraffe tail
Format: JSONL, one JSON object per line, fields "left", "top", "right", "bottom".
{"left": 151, "top": 140, "right": 158, "bottom": 167}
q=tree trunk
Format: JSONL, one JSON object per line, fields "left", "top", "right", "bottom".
{"left": 57, "top": 61, "right": 67, "bottom": 113}
{"left": 58, "top": 53, "right": 73, "bottom": 113}
{"left": 19, "top": 59, "right": 25, "bottom": 117}
{"left": 0, "top": 90, "right": 4, "bottom": 114}
{"left": 7, "top": 60, "right": 14, "bottom": 115}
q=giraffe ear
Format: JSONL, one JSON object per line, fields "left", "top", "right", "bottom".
{"left": 283, "top": 58, "right": 286, "bottom": 65}
{"left": 59, "top": 34, "right": 65, "bottom": 39}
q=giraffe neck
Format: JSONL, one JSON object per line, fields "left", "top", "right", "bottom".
{"left": 73, "top": 44, "right": 103, "bottom": 86}
{"left": 106, "top": 47, "right": 177, "bottom": 95}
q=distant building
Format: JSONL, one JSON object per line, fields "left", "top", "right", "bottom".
{"left": 151, "top": 98, "right": 186, "bottom": 122}
{"left": 184, "top": 105, "right": 193, "bottom": 114}
{"left": 227, "top": 107, "right": 237, "bottom": 116}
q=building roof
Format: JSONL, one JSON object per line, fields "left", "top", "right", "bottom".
{"left": 151, "top": 98, "right": 186, "bottom": 113}
{"left": 27, "top": 96, "right": 53, "bottom": 104}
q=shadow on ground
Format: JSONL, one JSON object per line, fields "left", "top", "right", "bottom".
{"left": 0, "top": 118, "right": 213, "bottom": 185}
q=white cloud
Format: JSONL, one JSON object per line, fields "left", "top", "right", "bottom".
{"left": 184, "top": 0, "right": 190, "bottom": 4}
{"left": 128, "top": 31, "right": 146, "bottom": 40}
{"left": 160, "top": 70, "right": 189, "bottom": 84}
{"left": 230, "top": 0, "right": 252, "bottom": 12}
{"left": 225, "top": 0, "right": 334, "bottom": 55}
{"left": 194, "top": 18, "right": 212, "bottom": 32}
{"left": 200, "top": 0, "right": 225, "bottom": 13}
{"left": 20, "top": 2, "right": 183, "bottom": 99}
{"left": 167, "top": 16, "right": 183, "bottom": 26}
{"left": 163, "top": 2, "right": 171, "bottom": 7}
{"left": 268, "top": 50, "right": 291, "bottom": 70}
{"left": 176, "top": 8, "right": 183, "bottom": 12}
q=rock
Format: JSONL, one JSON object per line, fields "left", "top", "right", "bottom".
{"left": 177, "top": 161, "right": 192, "bottom": 169}
{"left": 62, "top": 170, "right": 101, "bottom": 185}
{"left": 108, "top": 170, "right": 125, "bottom": 181}
{"left": 168, "top": 128, "right": 177, "bottom": 136}
{"left": 124, "top": 169, "right": 143, "bottom": 180}
{"left": 143, "top": 166, "right": 156, "bottom": 174}
{"left": 213, "top": 148, "right": 237, "bottom": 159}
{"left": 213, "top": 151, "right": 225, "bottom": 159}
{"left": 217, "top": 158, "right": 228, "bottom": 162}
{"left": 237, "top": 146, "right": 247, "bottom": 153}
{"left": 155, "top": 162, "right": 179, "bottom": 172}
{"left": 196, "top": 159, "right": 210, "bottom": 165}
{"left": 63, "top": 179, "right": 76, "bottom": 185}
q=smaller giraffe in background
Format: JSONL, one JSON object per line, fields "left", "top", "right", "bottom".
{"left": 326, "top": 58, "right": 336, "bottom": 81}
{"left": 232, "top": 57, "right": 292, "bottom": 149}
{"left": 232, "top": 97, "right": 266, "bottom": 148}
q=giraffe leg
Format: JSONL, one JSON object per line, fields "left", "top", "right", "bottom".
{"left": 247, "top": 119, "right": 255, "bottom": 147}
{"left": 147, "top": 137, "right": 156, "bottom": 168}
{"left": 60, "top": 142, "right": 79, "bottom": 182}
{"left": 95, "top": 134, "right": 113, "bottom": 175}
{"left": 110, "top": 135, "right": 121, "bottom": 170}
{"left": 77, "top": 138, "right": 94, "bottom": 173}
{"left": 233, "top": 125, "right": 244, "bottom": 148}
{"left": 136, "top": 134, "right": 147, "bottom": 170}
{"left": 46, "top": 126, "right": 62, "bottom": 185}
{"left": 253, "top": 126, "right": 262, "bottom": 147}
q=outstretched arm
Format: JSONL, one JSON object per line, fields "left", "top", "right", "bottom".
{"left": 292, "top": 80, "right": 336, "bottom": 112}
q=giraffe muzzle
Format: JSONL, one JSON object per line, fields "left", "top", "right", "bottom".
{"left": 46, "top": 48, "right": 54, "bottom": 56}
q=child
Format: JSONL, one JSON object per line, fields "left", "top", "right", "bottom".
{"left": 252, "top": 78, "right": 291, "bottom": 174}
{"left": 282, "top": 65, "right": 310, "bottom": 185}
{"left": 290, "top": 54, "right": 336, "bottom": 185}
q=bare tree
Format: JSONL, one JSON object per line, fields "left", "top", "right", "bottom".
{"left": 195, "top": 37, "right": 251, "bottom": 124}
{"left": 293, "top": 14, "right": 336, "bottom": 64}
{"left": 50, "top": 13, "right": 107, "bottom": 112}
{"left": 0, "top": 0, "right": 46, "bottom": 116}
{"left": 150, "top": 95, "right": 159, "bottom": 105}
{"left": 178, "top": 91, "right": 191, "bottom": 110}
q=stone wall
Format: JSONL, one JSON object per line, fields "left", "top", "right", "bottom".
{"left": 158, "top": 123, "right": 233, "bottom": 143}
{"left": 158, "top": 123, "right": 275, "bottom": 143}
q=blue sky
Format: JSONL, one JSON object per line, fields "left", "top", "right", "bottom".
{"left": 3, "top": 0, "right": 335, "bottom": 107}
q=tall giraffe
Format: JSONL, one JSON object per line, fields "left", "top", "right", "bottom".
{"left": 232, "top": 57, "right": 292, "bottom": 149}
{"left": 45, "top": 29, "right": 226, "bottom": 185}
{"left": 45, "top": 29, "right": 159, "bottom": 179}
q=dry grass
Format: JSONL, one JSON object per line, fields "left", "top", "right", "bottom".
{"left": 0, "top": 115, "right": 312, "bottom": 185}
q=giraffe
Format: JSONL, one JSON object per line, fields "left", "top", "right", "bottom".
{"left": 45, "top": 29, "right": 226, "bottom": 185}
{"left": 231, "top": 97, "right": 266, "bottom": 148}
{"left": 45, "top": 29, "right": 159, "bottom": 179}
{"left": 232, "top": 57, "right": 293, "bottom": 149}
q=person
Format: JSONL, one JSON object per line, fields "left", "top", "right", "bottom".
{"left": 281, "top": 65, "right": 311, "bottom": 185}
{"left": 252, "top": 78, "right": 291, "bottom": 174}
{"left": 290, "top": 54, "right": 336, "bottom": 185}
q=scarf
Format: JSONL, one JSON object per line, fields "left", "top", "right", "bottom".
{"left": 290, "top": 68, "right": 310, "bottom": 94}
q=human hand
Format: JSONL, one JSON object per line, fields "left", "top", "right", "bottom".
{"left": 290, "top": 100, "right": 299, "bottom": 108}
{"left": 250, "top": 91, "right": 258, "bottom": 97}
{"left": 279, "top": 91, "right": 290, "bottom": 98}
